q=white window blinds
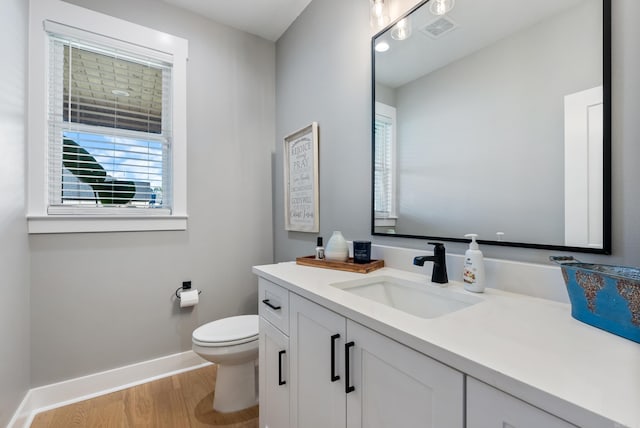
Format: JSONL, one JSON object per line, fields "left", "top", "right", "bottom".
{"left": 47, "top": 32, "right": 173, "bottom": 213}
{"left": 374, "top": 103, "right": 396, "bottom": 218}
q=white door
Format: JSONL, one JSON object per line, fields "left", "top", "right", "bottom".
{"left": 467, "top": 377, "right": 577, "bottom": 428}
{"left": 346, "top": 320, "right": 464, "bottom": 428}
{"left": 290, "top": 294, "right": 347, "bottom": 428}
{"left": 564, "top": 85, "right": 604, "bottom": 248}
{"left": 259, "top": 318, "right": 289, "bottom": 428}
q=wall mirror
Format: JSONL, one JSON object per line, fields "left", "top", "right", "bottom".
{"left": 372, "top": 0, "right": 611, "bottom": 253}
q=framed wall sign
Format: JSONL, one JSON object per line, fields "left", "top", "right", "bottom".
{"left": 284, "top": 122, "right": 319, "bottom": 232}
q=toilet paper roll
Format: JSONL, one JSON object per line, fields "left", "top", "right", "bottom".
{"left": 180, "top": 289, "right": 199, "bottom": 308}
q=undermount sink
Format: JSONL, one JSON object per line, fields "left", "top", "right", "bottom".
{"left": 330, "top": 275, "right": 483, "bottom": 319}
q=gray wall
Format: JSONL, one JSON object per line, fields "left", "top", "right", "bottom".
{"left": 275, "top": 0, "right": 372, "bottom": 260}
{"left": 0, "top": 0, "right": 31, "bottom": 424}
{"left": 29, "top": 0, "right": 275, "bottom": 386}
{"left": 394, "top": 0, "right": 601, "bottom": 244}
{"left": 375, "top": 83, "right": 396, "bottom": 107}
{"left": 275, "top": 0, "right": 640, "bottom": 267}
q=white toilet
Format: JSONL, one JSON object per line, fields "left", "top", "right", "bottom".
{"left": 192, "top": 314, "right": 259, "bottom": 413}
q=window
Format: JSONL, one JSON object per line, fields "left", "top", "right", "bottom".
{"left": 50, "top": 34, "right": 171, "bottom": 213}
{"left": 374, "top": 102, "right": 397, "bottom": 222}
{"left": 28, "top": 0, "right": 188, "bottom": 233}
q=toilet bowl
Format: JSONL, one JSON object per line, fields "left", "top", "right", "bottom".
{"left": 192, "top": 314, "right": 259, "bottom": 413}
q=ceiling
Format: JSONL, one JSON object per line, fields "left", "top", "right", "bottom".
{"left": 375, "top": 0, "right": 589, "bottom": 88}
{"left": 161, "top": 0, "right": 313, "bottom": 41}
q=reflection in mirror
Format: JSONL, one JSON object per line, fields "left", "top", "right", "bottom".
{"left": 372, "top": 0, "right": 610, "bottom": 253}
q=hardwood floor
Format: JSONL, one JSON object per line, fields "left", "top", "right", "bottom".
{"left": 30, "top": 365, "right": 259, "bottom": 428}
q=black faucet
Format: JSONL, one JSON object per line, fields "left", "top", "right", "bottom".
{"left": 413, "top": 242, "right": 448, "bottom": 284}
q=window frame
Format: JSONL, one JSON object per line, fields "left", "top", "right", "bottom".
{"left": 374, "top": 102, "right": 397, "bottom": 223}
{"left": 27, "top": 0, "right": 188, "bottom": 233}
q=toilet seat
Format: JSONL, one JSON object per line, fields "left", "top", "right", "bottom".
{"left": 192, "top": 314, "right": 258, "bottom": 348}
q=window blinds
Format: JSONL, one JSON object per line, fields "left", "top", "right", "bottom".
{"left": 374, "top": 116, "right": 394, "bottom": 217}
{"left": 47, "top": 34, "right": 172, "bottom": 212}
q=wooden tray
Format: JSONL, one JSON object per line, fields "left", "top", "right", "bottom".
{"left": 296, "top": 256, "right": 384, "bottom": 274}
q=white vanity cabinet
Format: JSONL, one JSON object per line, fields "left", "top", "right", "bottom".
{"left": 290, "top": 292, "right": 347, "bottom": 428}
{"left": 346, "top": 319, "right": 464, "bottom": 428}
{"left": 254, "top": 262, "right": 640, "bottom": 428}
{"left": 258, "top": 279, "right": 290, "bottom": 428}
{"left": 289, "top": 292, "right": 464, "bottom": 428}
{"left": 466, "top": 377, "right": 577, "bottom": 428}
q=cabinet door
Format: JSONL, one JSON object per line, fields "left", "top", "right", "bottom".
{"left": 259, "top": 318, "right": 289, "bottom": 428}
{"left": 467, "top": 377, "right": 577, "bottom": 428}
{"left": 346, "top": 320, "right": 464, "bottom": 428}
{"left": 290, "top": 294, "right": 347, "bottom": 428}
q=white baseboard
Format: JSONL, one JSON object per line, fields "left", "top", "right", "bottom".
{"left": 8, "top": 350, "right": 210, "bottom": 428}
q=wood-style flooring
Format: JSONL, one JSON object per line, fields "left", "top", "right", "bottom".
{"left": 30, "top": 365, "right": 258, "bottom": 428}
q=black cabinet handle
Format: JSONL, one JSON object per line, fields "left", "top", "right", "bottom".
{"left": 331, "top": 334, "right": 341, "bottom": 382}
{"left": 278, "top": 350, "right": 286, "bottom": 386}
{"left": 345, "top": 341, "right": 355, "bottom": 393}
{"left": 262, "top": 299, "right": 281, "bottom": 310}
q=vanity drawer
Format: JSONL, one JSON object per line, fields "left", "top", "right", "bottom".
{"left": 259, "top": 278, "right": 289, "bottom": 335}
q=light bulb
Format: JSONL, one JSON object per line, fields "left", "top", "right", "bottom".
{"left": 391, "top": 17, "right": 412, "bottom": 41}
{"left": 374, "top": 41, "right": 390, "bottom": 52}
{"left": 430, "top": 0, "right": 455, "bottom": 16}
{"left": 370, "top": 0, "right": 390, "bottom": 30}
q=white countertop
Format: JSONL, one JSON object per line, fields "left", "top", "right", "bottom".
{"left": 253, "top": 262, "right": 640, "bottom": 428}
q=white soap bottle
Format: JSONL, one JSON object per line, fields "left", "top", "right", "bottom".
{"left": 463, "top": 234, "right": 485, "bottom": 293}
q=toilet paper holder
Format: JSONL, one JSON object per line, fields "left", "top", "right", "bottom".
{"left": 175, "top": 281, "right": 202, "bottom": 300}
{"left": 175, "top": 288, "right": 202, "bottom": 299}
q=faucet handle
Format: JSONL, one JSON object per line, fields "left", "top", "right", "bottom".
{"left": 428, "top": 242, "right": 446, "bottom": 253}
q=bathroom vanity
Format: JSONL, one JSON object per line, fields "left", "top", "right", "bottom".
{"left": 254, "top": 260, "right": 640, "bottom": 428}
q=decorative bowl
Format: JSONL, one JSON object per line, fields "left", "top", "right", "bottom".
{"left": 550, "top": 256, "right": 640, "bottom": 343}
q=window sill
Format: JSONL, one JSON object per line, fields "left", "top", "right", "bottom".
{"left": 374, "top": 218, "right": 397, "bottom": 227}
{"left": 27, "top": 215, "right": 188, "bottom": 234}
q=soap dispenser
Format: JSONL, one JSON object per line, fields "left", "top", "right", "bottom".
{"left": 463, "top": 234, "right": 485, "bottom": 293}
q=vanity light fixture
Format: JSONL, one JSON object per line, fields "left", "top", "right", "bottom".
{"left": 391, "top": 17, "right": 412, "bottom": 41}
{"left": 430, "top": 0, "right": 455, "bottom": 16}
{"left": 374, "top": 40, "right": 390, "bottom": 52}
{"left": 370, "top": 0, "right": 390, "bottom": 30}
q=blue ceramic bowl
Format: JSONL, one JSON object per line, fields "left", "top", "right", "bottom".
{"left": 550, "top": 256, "right": 640, "bottom": 343}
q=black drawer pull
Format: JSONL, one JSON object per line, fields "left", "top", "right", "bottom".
{"left": 278, "top": 350, "right": 286, "bottom": 386}
{"left": 262, "top": 299, "right": 281, "bottom": 310}
{"left": 345, "top": 341, "right": 355, "bottom": 393}
{"left": 331, "top": 334, "right": 341, "bottom": 382}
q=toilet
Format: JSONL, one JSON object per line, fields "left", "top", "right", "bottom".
{"left": 192, "top": 314, "right": 259, "bottom": 413}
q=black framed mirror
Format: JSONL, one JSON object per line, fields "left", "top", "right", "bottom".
{"left": 372, "top": 0, "right": 611, "bottom": 254}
